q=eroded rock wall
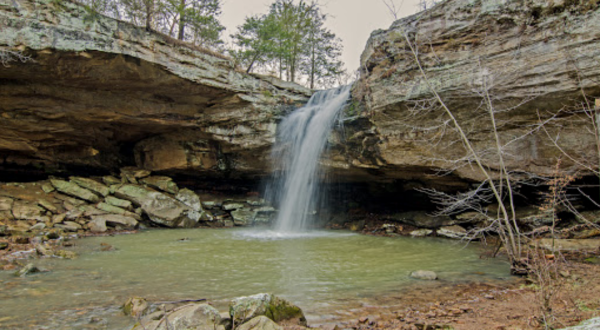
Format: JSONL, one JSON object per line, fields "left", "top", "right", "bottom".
{"left": 345, "top": 0, "right": 600, "bottom": 184}
{"left": 0, "top": 0, "right": 310, "bottom": 179}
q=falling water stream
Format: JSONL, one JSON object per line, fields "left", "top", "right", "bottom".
{"left": 268, "top": 85, "right": 352, "bottom": 233}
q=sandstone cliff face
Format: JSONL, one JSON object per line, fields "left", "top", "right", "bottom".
{"left": 346, "top": 0, "right": 600, "bottom": 183}
{"left": 0, "top": 0, "right": 310, "bottom": 179}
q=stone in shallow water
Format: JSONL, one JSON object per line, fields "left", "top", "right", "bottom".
{"left": 229, "top": 293, "right": 306, "bottom": 326}
{"left": 15, "top": 263, "right": 49, "bottom": 277}
{"left": 437, "top": 225, "right": 467, "bottom": 239}
{"left": 88, "top": 217, "right": 107, "bottom": 233}
{"left": 409, "top": 270, "right": 438, "bottom": 280}
{"left": 122, "top": 297, "right": 148, "bottom": 318}
{"left": 410, "top": 229, "right": 433, "bottom": 237}
{"left": 231, "top": 209, "right": 256, "bottom": 226}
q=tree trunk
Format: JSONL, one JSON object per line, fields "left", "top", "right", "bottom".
{"left": 145, "top": 0, "right": 153, "bottom": 31}
{"left": 177, "top": 0, "right": 186, "bottom": 40}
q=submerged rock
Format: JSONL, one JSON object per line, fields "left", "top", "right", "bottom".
{"left": 122, "top": 297, "right": 149, "bottom": 318}
{"left": 15, "top": 263, "right": 49, "bottom": 277}
{"left": 409, "top": 270, "right": 438, "bottom": 280}
{"left": 229, "top": 293, "right": 306, "bottom": 326}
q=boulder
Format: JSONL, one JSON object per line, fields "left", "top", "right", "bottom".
{"left": 410, "top": 229, "right": 433, "bottom": 237}
{"left": 88, "top": 217, "right": 108, "bottom": 233}
{"left": 11, "top": 200, "right": 44, "bottom": 220}
{"left": 140, "top": 176, "right": 179, "bottom": 194}
{"left": 229, "top": 293, "right": 306, "bottom": 326}
{"left": 50, "top": 179, "right": 100, "bottom": 203}
{"left": 437, "top": 225, "right": 468, "bottom": 239}
{"left": 0, "top": 197, "right": 15, "bottom": 220}
{"left": 409, "top": 270, "right": 438, "bottom": 280}
{"left": 96, "top": 203, "right": 140, "bottom": 220}
{"left": 223, "top": 202, "right": 245, "bottom": 211}
{"left": 37, "top": 199, "right": 59, "bottom": 214}
{"left": 105, "top": 196, "right": 133, "bottom": 210}
{"left": 55, "top": 221, "right": 82, "bottom": 232}
{"left": 29, "top": 223, "right": 46, "bottom": 231}
{"left": 115, "top": 184, "right": 193, "bottom": 227}
{"left": 70, "top": 177, "right": 110, "bottom": 197}
{"left": 231, "top": 209, "right": 256, "bottom": 226}
{"left": 143, "top": 303, "right": 224, "bottom": 330}
{"left": 41, "top": 182, "right": 55, "bottom": 193}
{"left": 175, "top": 189, "right": 203, "bottom": 212}
{"left": 102, "top": 176, "right": 122, "bottom": 186}
{"left": 120, "top": 167, "right": 151, "bottom": 183}
{"left": 237, "top": 316, "right": 282, "bottom": 330}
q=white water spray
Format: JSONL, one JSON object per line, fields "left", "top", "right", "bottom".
{"left": 267, "top": 85, "right": 352, "bottom": 233}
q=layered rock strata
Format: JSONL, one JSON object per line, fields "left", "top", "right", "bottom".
{"left": 0, "top": 0, "right": 310, "bottom": 179}
{"left": 345, "top": 0, "right": 600, "bottom": 183}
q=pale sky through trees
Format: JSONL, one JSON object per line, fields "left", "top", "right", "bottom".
{"left": 221, "top": 0, "right": 421, "bottom": 73}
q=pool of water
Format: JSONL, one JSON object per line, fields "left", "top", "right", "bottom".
{"left": 0, "top": 229, "right": 510, "bottom": 329}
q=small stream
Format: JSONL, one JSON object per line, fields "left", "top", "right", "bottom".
{"left": 0, "top": 229, "right": 510, "bottom": 329}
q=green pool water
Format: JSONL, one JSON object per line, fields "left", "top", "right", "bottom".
{"left": 0, "top": 229, "right": 510, "bottom": 329}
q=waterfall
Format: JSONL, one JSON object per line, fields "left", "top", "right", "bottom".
{"left": 267, "top": 85, "right": 352, "bottom": 233}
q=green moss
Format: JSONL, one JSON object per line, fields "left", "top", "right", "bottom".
{"left": 261, "top": 89, "right": 274, "bottom": 98}
{"left": 265, "top": 297, "right": 305, "bottom": 324}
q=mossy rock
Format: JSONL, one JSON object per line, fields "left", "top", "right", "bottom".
{"left": 230, "top": 293, "right": 306, "bottom": 326}
{"left": 265, "top": 296, "right": 306, "bottom": 325}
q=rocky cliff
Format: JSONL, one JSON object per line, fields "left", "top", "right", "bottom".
{"left": 346, "top": 0, "right": 600, "bottom": 185}
{"left": 0, "top": 0, "right": 311, "bottom": 180}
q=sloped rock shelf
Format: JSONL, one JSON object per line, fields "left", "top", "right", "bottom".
{"left": 0, "top": 229, "right": 510, "bottom": 329}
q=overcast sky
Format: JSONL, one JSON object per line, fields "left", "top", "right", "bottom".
{"left": 220, "top": 0, "right": 421, "bottom": 73}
